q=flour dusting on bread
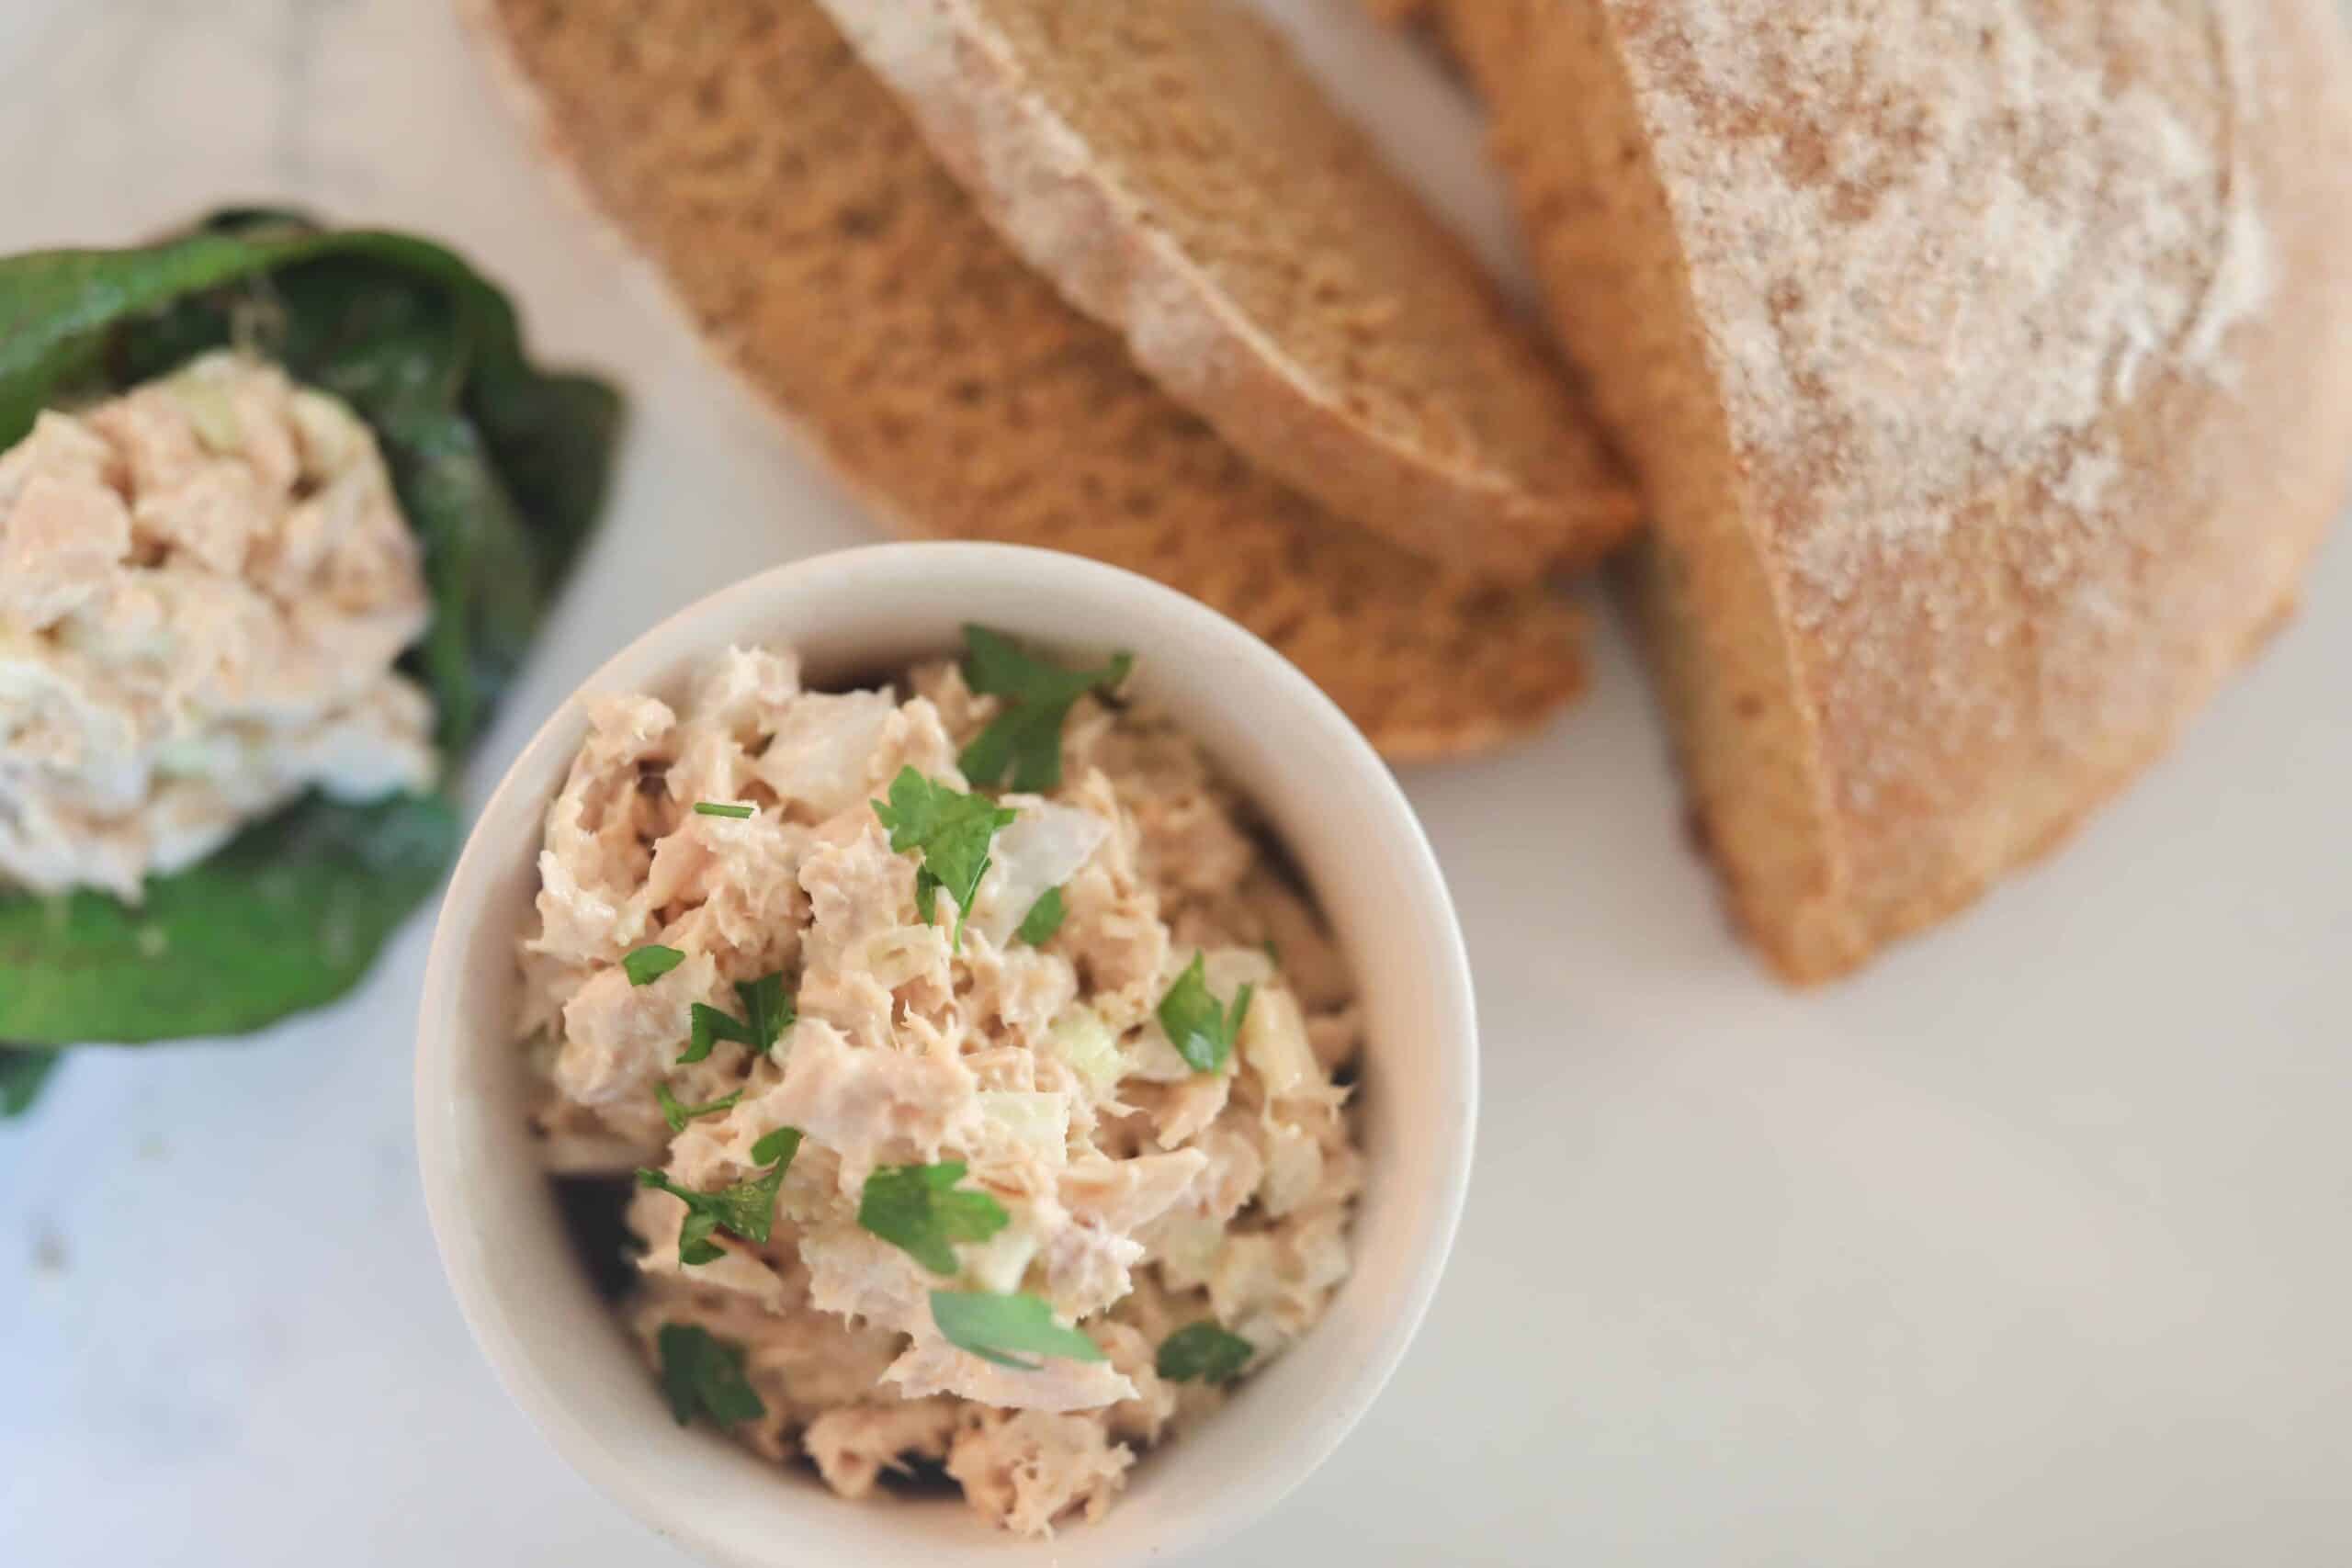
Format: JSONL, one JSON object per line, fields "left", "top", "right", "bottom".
{"left": 1635, "top": 1, "right": 2271, "bottom": 609}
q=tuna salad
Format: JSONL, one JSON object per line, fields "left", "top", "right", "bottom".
{"left": 0, "top": 209, "right": 616, "bottom": 1071}
{"left": 0, "top": 351, "right": 434, "bottom": 900}
{"left": 518, "top": 629, "right": 1364, "bottom": 1537}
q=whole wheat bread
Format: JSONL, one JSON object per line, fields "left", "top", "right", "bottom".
{"left": 467, "top": 0, "right": 1594, "bottom": 759}
{"left": 1396, "top": 0, "right": 2352, "bottom": 977}
{"left": 808, "top": 0, "right": 1638, "bottom": 579}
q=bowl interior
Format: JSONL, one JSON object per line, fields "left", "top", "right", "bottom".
{"left": 417, "top": 543, "right": 1476, "bottom": 1568}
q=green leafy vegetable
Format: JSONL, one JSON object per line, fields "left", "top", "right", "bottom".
{"left": 0, "top": 795, "right": 457, "bottom": 1046}
{"left": 930, "top": 1290, "right": 1108, "bottom": 1371}
{"left": 1, "top": 1048, "right": 62, "bottom": 1120}
{"left": 957, "top": 626, "right": 1134, "bottom": 793}
{"left": 858, "top": 1161, "right": 1012, "bottom": 1275}
{"left": 654, "top": 1324, "right": 766, "bottom": 1427}
{"left": 871, "top": 767, "right": 1018, "bottom": 944}
{"left": 636, "top": 1129, "right": 801, "bottom": 1266}
{"left": 736, "top": 973, "right": 793, "bottom": 1051}
{"left": 654, "top": 1083, "right": 742, "bottom": 1133}
{"left": 1155, "top": 1323, "right": 1255, "bottom": 1385}
{"left": 623, "top": 945, "right": 686, "bottom": 987}
{"left": 1015, "top": 886, "right": 1068, "bottom": 947}
{"left": 1156, "top": 953, "right": 1255, "bottom": 1074}
{"left": 1261, "top": 937, "right": 1281, "bottom": 965}
{"left": 0, "top": 209, "right": 618, "bottom": 1055}
{"left": 750, "top": 1125, "right": 802, "bottom": 1168}
{"left": 692, "top": 802, "right": 754, "bottom": 819}
{"left": 678, "top": 972, "right": 794, "bottom": 1065}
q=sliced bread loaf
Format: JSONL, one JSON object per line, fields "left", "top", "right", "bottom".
{"left": 1400, "top": 0, "right": 2352, "bottom": 977}
{"left": 467, "top": 0, "right": 1589, "bottom": 758}
{"left": 807, "top": 0, "right": 1638, "bottom": 577}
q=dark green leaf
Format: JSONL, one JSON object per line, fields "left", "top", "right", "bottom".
{"left": 1156, "top": 953, "right": 1255, "bottom": 1075}
{"left": 679, "top": 1004, "right": 750, "bottom": 1066}
{"left": 1155, "top": 1322, "right": 1255, "bottom": 1385}
{"left": 636, "top": 1132, "right": 800, "bottom": 1263}
{"left": 623, "top": 945, "right": 686, "bottom": 987}
{"left": 0, "top": 209, "right": 619, "bottom": 1046}
{"left": 654, "top": 1324, "right": 766, "bottom": 1427}
{"left": 871, "top": 768, "right": 1018, "bottom": 944}
{"left": 654, "top": 1082, "right": 742, "bottom": 1133}
{"left": 857, "top": 1161, "right": 1012, "bottom": 1276}
{"left": 0, "top": 795, "right": 458, "bottom": 1046}
{"left": 693, "top": 802, "right": 754, "bottom": 819}
{"left": 735, "top": 972, "right": 794, "bottom": 1051}
{"left": 1, "top": 1048, "right": 62, "bottom": 1120}
{"left": 677, "top": 971, "right": 794, "bottom": 1065}
{"left": 929, "top": 1291, "right": 1106, "bottom": 1371}
{"left": 750, "top": 1125, "right": 802, "bottom": 1168}
{"left": 957, "top": 626, "right": 1133, "bottom": 792}
{"left": 1014, "top": 886, "right": 1068, "bottom": 947}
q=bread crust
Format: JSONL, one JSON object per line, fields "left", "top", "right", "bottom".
{"left": 1422, "top": 0, "right": 2352, "bottom": 979}
{"left": 459, "top": 0, "right": 1589, "bottom": 760}
{"left": 813, "top": 0, "right": 1639, "bottom": 578}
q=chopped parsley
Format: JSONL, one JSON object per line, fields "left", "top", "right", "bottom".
{"left": 1155, "top": 1322, "right": 1254, "bottom": 1385}
{"left": 857, "top": 1160, "right": 1011, "bottom": 1275}
{"left": 654, "top": 1324, "right": 766, "bottom": 1426}
{"left": 677, "top": 971, "right": 795, "bottom": 1065}
{"left": 1015, "top": 886, "right": 1067, "bottom": 946}
{"left": 1156, "top": 952, "right": 1255, "bottom": 1074}
{"left": 654, "top": 1082, "right": 742, "bottom": 1133}
{"left": 750, "top": 1125, "right": 802, "bottom": 1168}
{"left": 871, "top": 766, "right": 1018, "bottom": 945}
{"left": 622, "top": 944, "right": 685, "bottom": 987}
{"left": 1261, "top": 937, "right": 1281, "bottom": 966}
{"left": 956, "top": 626, "right": 1134, "bottom": 792}
{"left": 636, "top": 1128, "right": 801, "bottom": 1265}
{"left": 929, "top": 1290, "right": 1108, "bottom": 1371}
{"left": 692, "top": 801, "right": 755, "bottom": 818}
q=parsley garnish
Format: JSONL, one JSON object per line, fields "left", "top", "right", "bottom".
{"left": 693, "top": 801, "right": 755, "bottom": 819}
{"left": 750, "top": 1125, "right": 802, "bottom": 1168}
{"left": 871, "top": 767, "right": 1018, "bottom": 945}
{"left": 1015, "top": 886, "right": 1067, "bottom": 946}
{"left": 957, "top": 626, "right": 1134, "bottom": 792}
{"left": 654, "top": 1082, "right": 742, "bottom": 1133}
{"left": 677, "top": 972, "right": 795, "bottom": 1065}
{"left": 1155, "top": 1322, "right": 1254, "bottom": 1385}
{"left": 1261, "top": 937, "right": 1281, "bottom": 965}
{"left": 654, "top": 1324, "right": 766, "bottom": 1426}
{"left": 1156, "top": 953, "right": 1255, "bottom": 1073}
{"left": 622, "top": 944, "right": 685, "bottom": 987}
{"left": 857, "top": 1161, "right": 1012, "bottom": 1275}
{"left": 635, "top": 1128, "right": 801, "bottom": 1265}
{"left": 929, "top": 1290, "right": 1108, "bottom": 1371}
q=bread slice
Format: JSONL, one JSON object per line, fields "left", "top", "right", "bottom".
{"left": 465, "top": 0, "right": 1589, "bottom": 759}
{"left": 1397, "top": 0, "right": 2352, "bottom": 977}
{"left": 805, "top": 0, "right": 1638, "bottom": 577}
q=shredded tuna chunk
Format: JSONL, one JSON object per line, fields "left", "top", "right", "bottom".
{"left": 946, "top": 1409, "right": 1136, "bottom": 1538}
{"left": 802, "top": 1398, "right": 962, "bottom": 1499}
{"left": 0, "top": 354, "right": 433, "bottom": 899}
{"left": 521, "top": 647, "right": 1364, "bottom": 1536}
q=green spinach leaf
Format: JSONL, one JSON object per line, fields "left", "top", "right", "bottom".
{"left": 0, "top": 210, "right": 618, "bottom": 1054}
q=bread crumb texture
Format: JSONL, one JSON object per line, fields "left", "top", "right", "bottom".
{"left": 1417, "top": 0, "right": 2352, "bottom": 976}
{"left": 471, "top": 0, "right": 1588, "bottom": 759}
{"left": 819, "top": 0, "right": 1638, "bottom": 573}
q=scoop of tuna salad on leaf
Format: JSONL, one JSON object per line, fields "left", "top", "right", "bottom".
{"left": 0, "top": 209, "right": 620, "bottom": 1110}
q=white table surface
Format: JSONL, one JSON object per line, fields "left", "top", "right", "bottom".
{"left": 4, "top": 3, "right": 2348, "bottom": 1564}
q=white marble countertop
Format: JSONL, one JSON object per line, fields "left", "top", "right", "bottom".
{"left": 4, "top": 3, "right": 2349, "bottom": 1564}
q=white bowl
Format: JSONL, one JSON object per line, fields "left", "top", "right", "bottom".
{"left": 414, "top": 542, "right": 1478, "bottom": 1566}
